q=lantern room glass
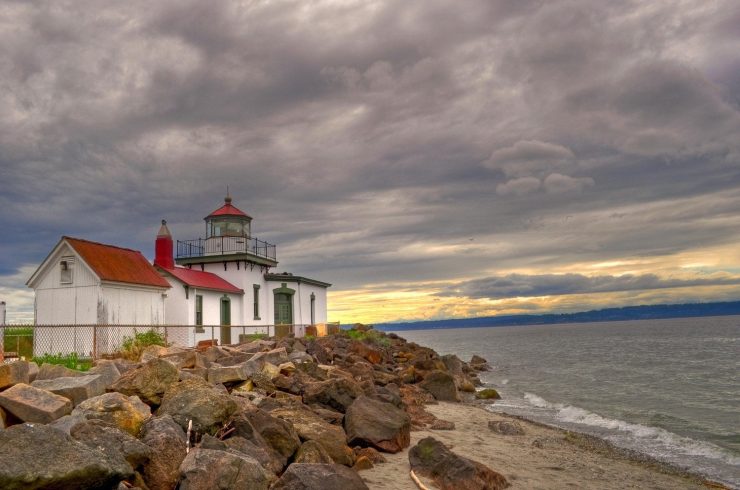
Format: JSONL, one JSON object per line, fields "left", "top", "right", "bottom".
{"left": 207, "top": 217, "right": 250, "bottom": 238}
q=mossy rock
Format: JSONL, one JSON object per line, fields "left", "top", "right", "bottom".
{"left": 475, "top": 388, "right": 501, "bottom": 400}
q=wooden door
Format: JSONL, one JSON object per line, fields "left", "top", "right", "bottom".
{"left": 274, "top": 293, "right": 293, "bottom": 325}
{"left": 220, "top": 297, "right": 231, "bottom": 345}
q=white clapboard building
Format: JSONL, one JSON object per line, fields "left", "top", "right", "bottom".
{"left": 26, "top": 194, "right": 330, "bottom": 354}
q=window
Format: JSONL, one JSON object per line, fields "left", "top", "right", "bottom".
{"left": 253, "top": 284, "right": 260, "bottom": 319}
{"left": 195, "top": 295, "right": 204, "bottom": 332}
{"left": 310, "top": 293, "right": 316, "bottom": 325}
{"left": 60, "top": 258, "right": 73, "bottom": 284}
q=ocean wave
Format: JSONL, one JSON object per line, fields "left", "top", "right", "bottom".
{"left": 520, "top": 392, "right": 740, "bottom": 468}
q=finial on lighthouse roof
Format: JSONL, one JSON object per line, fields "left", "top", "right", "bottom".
{"left": 157, "top": 219, "right": 172, "bottom": 237}
{"left": 225, "top": 186, "right": 232, "bottom": 204}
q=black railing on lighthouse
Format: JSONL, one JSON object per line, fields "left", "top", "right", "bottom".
{"left": 176, "top": 237, "right": 277, "bottom": 261}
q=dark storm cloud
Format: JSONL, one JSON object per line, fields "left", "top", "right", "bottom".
{"left": 1, "top": 0, "right": 739, "bottom": 321}
{"left": 441, "top": 273, "right": 740, "bottom": 300}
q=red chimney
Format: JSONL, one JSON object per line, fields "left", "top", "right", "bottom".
{"left": 154, "top": 220, "right": 175, "bottom": 269}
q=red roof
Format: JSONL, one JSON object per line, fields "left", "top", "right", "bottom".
{"left": 159, "top": 266, "right": 243, "bottom": 294}
{"left": 65, "top": 237, "right": 171, "bottom": 289}
{"left": 206, "top": 199, "right": 251, "bottom": 219}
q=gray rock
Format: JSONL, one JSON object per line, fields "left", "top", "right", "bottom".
{"left": 199, "top": 434, "right": 282, "bottom": 475}
{"left": 72, "top": 392, "right": 151, "bottom": 436}
{"left": 206, "top": 360, "right": 259, "bottom": 384}
{"left": 71, "top": 419, "right": 153, "bottom": 469}
{"left": 108, "top": 358, "right": 179, "bottom": 406}
{"left": 270, "top": 463, "right": 369, "bottom": 490}
{"left": 139, "top": 415, "right": 187, "bottom": 490}
{"left": 35, "top": 363, "right": 86, "bottom": 380}
{"left": 303, "top": 377, "right": 364, "bottom": 413}
{"left": 157, "top": 376, "right": 237, "bottom": 434}
{"left": 0, "top": 423, "right": 132, "bottom": 490}
{"left": 294, "top": 440, "right": 334, "bottom": 464}
{"left": 344, "top": 395, "right": 410, "bottom": 454}
{"left": 249, "top": 347, "right": 289, "bottom": 367}
{"left": 271, "top": 405, "right": 354, "bottom": 466}
{"left": 488, "top": 420, "right": 525, "bottom": 435}
{"left": 177, "top": 448, "right": 275, "bottom": 490}
{"left": 0, "top": 361, "right": 29, "bottom": 389}
{"left": 227, "top": 410, "right": 289, "bottom": 473}
{"left": 0, "top": 383, "right": 72, "bottom": 423}
{"left": 27, "top": 362, "right": 39, "bottom": 383}
{"left": 238, "top": 404, "right": 301, "bottom": 461}
{"left": 419, "top": 370, "right": 459, "bottom": 402}
{"left": 88, "top": 360, "right": 122, "bottom": 388}
{"left": 31, "top": 374, "right": 106, "bottom": 406}
{"left": 409, "top": 436, "right": 508, "bottom": 490}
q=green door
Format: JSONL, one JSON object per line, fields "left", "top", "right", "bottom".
{"left": 274, "top": 293, "right": 293, "bottom": 325}
{"left": 220, "top": 297, "right": 231, "bottom": 345}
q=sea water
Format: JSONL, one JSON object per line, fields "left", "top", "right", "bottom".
{"left": 394, "top": 316, "right": 740, "bottom": 487}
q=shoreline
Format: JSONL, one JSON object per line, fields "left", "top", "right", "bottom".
{"left": 362, "top": 398, "right": 733, "bottom": 490}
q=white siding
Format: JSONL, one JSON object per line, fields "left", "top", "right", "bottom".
{"left": 201, "top": 263, "right": 265, "bottom": 326}
{"left": 99, "top": 285, "right": 166, "bottom": 325}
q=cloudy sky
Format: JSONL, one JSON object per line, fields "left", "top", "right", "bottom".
{"left": 2, "top": 0, "right": 740, "bottom": 324}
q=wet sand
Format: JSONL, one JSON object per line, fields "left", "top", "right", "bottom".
{"left": 361, "top": 401, "right": 724, "bottom": 490}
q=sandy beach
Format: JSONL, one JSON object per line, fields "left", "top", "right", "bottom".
{"left": 362, "top": 401, "right": 721, "bottom": 490}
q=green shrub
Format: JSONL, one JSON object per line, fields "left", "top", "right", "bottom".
{"left": 119, "top": 329, "right": 168, "bottom": 360}
{"left": 32, "top": 352, "right": 92, "bottom": 372}
{"left": 340, "top": 328, "right": 390, "bottom": 347}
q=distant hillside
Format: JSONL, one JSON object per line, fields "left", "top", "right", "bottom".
{"left": 376, "top": 300, "right": 740, "bottom": 331}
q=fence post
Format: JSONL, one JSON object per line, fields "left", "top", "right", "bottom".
{"left": 93, "top": 325, "right": 98, "bottom": 360}
{"left": 0, "top": 325, "right": 4, "bottom": 363}
{"left": 164, "top": 325, "right": 169, "bottom": 346}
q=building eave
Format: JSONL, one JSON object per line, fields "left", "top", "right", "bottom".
{"left": 264, "top": 273, "right": 331, "bottom": 288}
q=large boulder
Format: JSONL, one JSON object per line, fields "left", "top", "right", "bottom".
{"left": 139, "top": 415, "right": 187, "bottom": 490}
{"left": 108, "top": 358, "right": 179, "bottom": 406}
{"left": 0, "top": 383, "right": 72, "bottom": 423}
{"left": 157, "top": 376, "right": 238, "bottom": 434}
{"left": 31, "top": 374, "right": 106, "bottom": 406}
{"left": 303, "top": 377, "right": 364, "bottom": 413}
{"left": 88, "top": 360, "right": 122, "bottom": 388}
{"left": 409, "top": 437, "right": 509, "bottom": 490}
{"left": 0, "top": 361, "right": 29, "bottom": 389}
{"left": 249, "top": 347, "right": 289, "bottom": 366}
{"left": 270, "top": 463, "right": 369, "bottom": 490}
{"left": 238, "top": 405, "right": 301, "bottom": 461}
{"left": 294, "top": 440, "right": 334, "bottom": 464}
{"left": 200, "top": 434, "right": 283, "bottom": 475}
{"left": 419, "top": 370, "right": 459, "bottom": 402}
{"left": 35, "top": 363, "right": 86, "bottom": 380}
{"left": 72, "top": 392, "right": 151, "bottom": 436}
{"left": 271, "top": 405, "right": 354, "bottom": 466}
{"left": 207, "top": 360, "right": 260, "bottom": 385}
{"left": 227, "top": 410, "right": 289, "bottom": 473}
{"left": 0, "top": 423, "right": 132, "bottom": 490}
{"left": 344, "top": 395, "right": 410, "bottom": 454}
{"left": 177, "top": 448, "right": 275, "bottom": 490}
{"left": 70, "top": 419, "right": 153, "bottom": 470}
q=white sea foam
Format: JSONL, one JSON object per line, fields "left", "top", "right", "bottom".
{"left": 519, "top": 392, "right": 740, "bottom": 469}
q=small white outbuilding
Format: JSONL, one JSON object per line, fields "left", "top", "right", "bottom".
{"left": 27, "top": 194, "right": 331, "bottom": 353}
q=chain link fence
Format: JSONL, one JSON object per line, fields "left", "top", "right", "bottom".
{"left": 0, "top": 322, "right": 339, "bottom": 363}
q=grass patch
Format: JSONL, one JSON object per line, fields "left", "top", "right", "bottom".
{"left": 32, "top": 352, "right": 92, "bottom": 371}
{"left": 118, "top": 329, "right": 168, "bottom": 360}
{"left": 341, "top": 328, "right": 391, "bottom": 347}
{"left": 3, "top": 328, "right": 34, "bottom": 359}
{"left": 239, "top": 333, "right": 268, "bottom": 343}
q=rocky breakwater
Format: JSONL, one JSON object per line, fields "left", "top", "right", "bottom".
{"left": 0, "top": 327, "right": 505, "bottom": 489}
